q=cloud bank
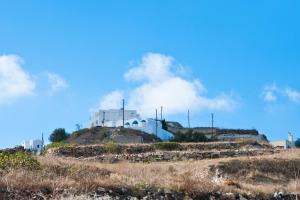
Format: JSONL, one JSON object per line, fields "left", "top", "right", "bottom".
{"left": 262, "top": 83, "right": 300, "bottom": 103}
{"left": 99, "top": 53, "right": 236, "bottom": 117}
{"left": 0, "top": 55, "right": 35, "bottom": 104}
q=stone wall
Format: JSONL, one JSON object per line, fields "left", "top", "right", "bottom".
{"left": 87, "top": 149, "right": 278, "bottom": 163}
{"left": 47, "top": 141, "right": 277, "bottom": 163}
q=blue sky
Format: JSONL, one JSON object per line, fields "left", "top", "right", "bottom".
{"left": 0, "top": 0, "right": 300, "bottom": 148}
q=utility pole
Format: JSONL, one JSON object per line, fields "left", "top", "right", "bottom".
{"left": 155, "top": 109, "right": 158, "bottom": 137}
{"left": 188, "top": 109, "right": 190, "bottom": 128}
{"left": 211, "top": 113, "right": 214, "bottom": 137}
{"left": 160, "top": 106, "right": 163, "bottom": 121}
{"left": 122, "top": 99, "right": 125, "bottom": 128}
{"left": 102, "top": 111, "right": 106, "bottom": 127}
{"left": 42, "top": 133, "right": 44, "bottom": 150}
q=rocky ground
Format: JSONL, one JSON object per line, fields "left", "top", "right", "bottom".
{"left": 0, "top": 187, "right": 298, "bottom": 200}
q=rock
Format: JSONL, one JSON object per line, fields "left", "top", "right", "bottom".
{"left": 239, "top": 194, "right": 248, "bottom": 200}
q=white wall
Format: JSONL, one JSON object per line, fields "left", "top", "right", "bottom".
{"left": 271, "top": 140, "right": 295, "bottom": 149}
{"left": 22, "top": 139, "right": 44, "bottom": 152}
{"left": 90, "top": 109, "right": 140, "bottom": 127}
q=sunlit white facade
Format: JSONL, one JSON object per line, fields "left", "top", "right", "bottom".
{"left": 90, "top": 109, "right": 173, "bottom": 140}
{"left": 21, "top": 139, "right": 44, "bottom": 153}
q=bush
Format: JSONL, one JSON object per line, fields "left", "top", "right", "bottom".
{"left": 295, "top": 139, "right": 300, "bottom": 148}
{"left": 171, "top": 130, "right": 210, "bottom": 143}
{"left": 0, "top": 152, "right": 40, "bottom": 170}
{"left": 152, "top": 142, "right": 180, "bottom": 151}
{"left": 103, "top": 142, "right": 122, "bottom": 154}
{"left": 49, "top": 128, "right": 70, "bottom": 143}
{"left": 161, "top": 119, "right": 168, "bottom": 131}
{"left": 44, "top": 142, "right": 73, "bottom": 153}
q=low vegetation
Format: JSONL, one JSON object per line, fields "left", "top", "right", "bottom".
{"left": 0, "top": 144, "right": 299, "bottom": 199}
{"left": 171, "top": 130, "right": 213, "bottom": 143}
{"left": 103, "top": 142, "right": 122, "bottom": 154}
{"left": 44, "top": 142, "right": 74, "bottom": 153}
{"left": 214, "top": 158, "right": 300, "bottom": 180}
{"left": 152, "top": 142, "right": 180, "bottom": 151}
{"left": 0, "top": 150, "right": 299, "bottom": 199}
{"left": 295, "top": 138, "right": 300, "bottom": 148}
{"left": 49, "top": 128, "right": 70, "bottom": 143}
{"left": 0, "top": 152, "right": 40, "bottom": 170}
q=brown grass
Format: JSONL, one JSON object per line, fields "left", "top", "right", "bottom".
{"left": 0, "top": 149, "right": 299, "bottom": 197}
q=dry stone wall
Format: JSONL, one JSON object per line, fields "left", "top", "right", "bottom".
{"left": 47, "top": 142, "right": 278, "bottom": 163}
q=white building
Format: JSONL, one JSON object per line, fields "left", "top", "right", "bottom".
{"left": 90, "top": 109, "right": 140, "bottom": 127}
{"left": 123, "top": 118, "right": 173, "bottom": 140}
{"left": 90, "top": 109, "right": 173, "bottom": 140}
{"left": 270, "top": 133, "right": 295, "bottom": 149}
{"left": 21, "top": 139, "right": 44, "bottom": 153}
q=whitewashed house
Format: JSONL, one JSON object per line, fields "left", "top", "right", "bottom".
{"left": 270, "top": 133, "right": 295, "bottom": 149}
{"left": 90, "top": 109, "right": 173, "bottom": 140}
{"left": 123, "top": 118, "right": 173, "bottom": 140}
{"left": 90, "top": 109, "right": 140, "bottom": 127}
{"left": 22, "top": 139, "right": 44, "bottom": 153}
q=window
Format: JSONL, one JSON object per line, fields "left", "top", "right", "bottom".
{"left": 37, "top": 145, "right": 40, "bottom": 148}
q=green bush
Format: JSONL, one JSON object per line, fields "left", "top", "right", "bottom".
{"left": 49, "top": 128, "right": 70, "bottom": 142}
{"left": 44, "top": 142, "right": 73, "bottom": 153}
{"left": 171, "top": 130, "right": 210, "bottom": 143}
{"left": 152, "top": 142, "right": 180, "bottom": 151}
{"left": 161, "top": 119, "right": 168, "bottom": 131}
{"left": 295, "top": 139, "right": 300, "bottom": 148}
{"left": 0, "top": 152, "right": 40, "bottom": 170}
{"left": 103, "top": 142, "right": 122, "bottom": 154}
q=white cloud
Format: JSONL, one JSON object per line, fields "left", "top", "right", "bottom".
{"left": 125, "top": 53, "right": 174, "bottom": 82}
{"left": 47, "top": 72, "right": 68, "bottom": 94}
{"left": 285, "top": 88, "right": 300, "bottom": 103}
{"left": 0, "top": 55, "right": 35, "bottom": 104}
{"left": 99, "top": 90, "right": 124, "bottom": 109}
{"left": 99, "top": 53, "right": 236, "bottom": 117}
{"left": 262, "top": 83, "right": 278, "bottom": 102}
{"left": 262, "top": 83, "right": 300, "bottom": 103}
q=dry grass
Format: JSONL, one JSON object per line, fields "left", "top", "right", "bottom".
{"left": 0, "top": 149, "right": 299, "bottom": 197}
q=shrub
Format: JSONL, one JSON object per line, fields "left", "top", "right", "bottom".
{"left": 103, "top": 142, "right": 122, "bottom": 154}
{"left": 49, "top": 128, "right": 70, "bottom": 143}
{"left": 0, "top": 152, "right": 40, "bottom": 170}
{"left": 152, "top": 142, "right": 180, "bottom": 151}
{"left": 295, "top": 139, "right": 300, "bottom": 148}
{"left": 161, "top": 119, "right": 168, "bottom": 131}
{"left": 44, "top": 142, "right": 73, "bottom": 153}
{"left": 171, "top": 130, "right": 210, "bottom": 143}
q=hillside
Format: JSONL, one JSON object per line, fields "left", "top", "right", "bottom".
{"left": 0, "top": 142, "right": 299, "bottom": 199}
{"left": 65, "top": 127, "right": 161, "bottom": 145}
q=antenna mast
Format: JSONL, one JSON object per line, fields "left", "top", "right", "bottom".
{"left": 188, "top": 109, "right": 190, "bottom": 128}
{"left": 155, "top": 109, "right": 158, "bottom": 137}
{"left": 160, "top": 106, "right": 163, "bottom": 121}
{"left": 122, "top": 99, "right": 125, "bottom": 128}
{"left": 102, "top": 111, "right": 106, "bottom": 127}
{"left": 211, "top": 113, "right": 214, "bottom": 137}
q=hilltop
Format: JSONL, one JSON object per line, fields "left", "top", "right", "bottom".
{"left": 65, "top": 126, "right": 161, "bottom": 145}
